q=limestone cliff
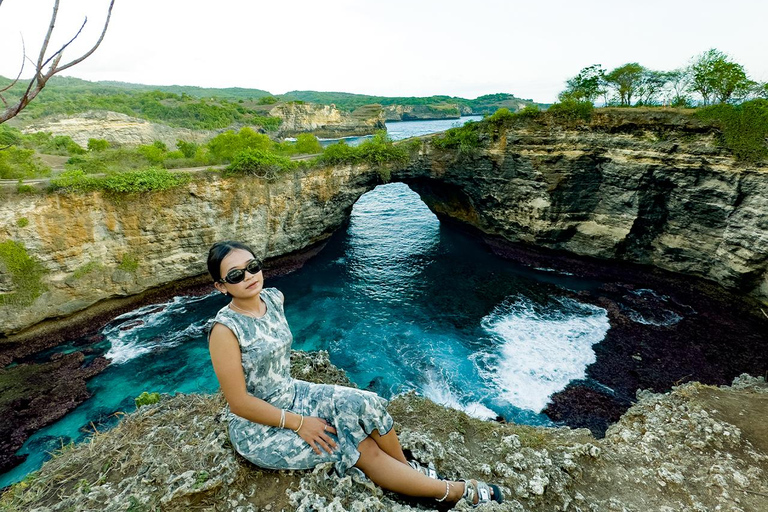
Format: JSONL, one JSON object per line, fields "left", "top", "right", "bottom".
{"left": 396, "top": 109, "right": 768, "bottom": 306}
{"left": 20, "top": 111, "right": 217, "bottom": 148}
{"left": 383, "top": 104, "right": 462, "bottom": 121}
{"left": 0, "top": 164, "right": 380, "bottom": 338}
{"left": 270, "top": 103, "right": 385, "bottom": 137}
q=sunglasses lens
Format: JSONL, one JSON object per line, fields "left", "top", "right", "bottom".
{"left": 225, "top": 269, "right": 245, "bottom": 284}
{"left": 224, "top": 259, "right": 261, "bottom": 284}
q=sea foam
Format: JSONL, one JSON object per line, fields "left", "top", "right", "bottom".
{"left": 476, "top": 296, "right": 610, "bottom": 413}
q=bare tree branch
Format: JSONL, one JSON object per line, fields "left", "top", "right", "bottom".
{"left": 0, "top": 36, "right": 26, "bottom": 107}
{"left": 0, "top": 0, "right": 116, "bottom": 124}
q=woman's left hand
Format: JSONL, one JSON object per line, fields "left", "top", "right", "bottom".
{"left": 297, "top": 416, "right": 338, "bottom": 455}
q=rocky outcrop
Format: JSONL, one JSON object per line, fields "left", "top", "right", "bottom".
{"left": 384, "top": 103, "right": 460, "bottom": 121}
{"left": 383, "top": 104, "right": 462, "bottom": 121}
{"left": 0, "top": 351, "right": 108, "bottom": 474}
{"left": 0, "top": 163, "right": 380, "bottom": 338}
{"left": 20, "top": 111, "right": 217, "bottom": 148}
{"left": 270, "top": 103, "right": 385, "bottom": 137}
{"left": 2, "top": 350, "right": 765, "bottom": 511}
{"left": 396, "top": 109, "right": 768, "bottom": 306}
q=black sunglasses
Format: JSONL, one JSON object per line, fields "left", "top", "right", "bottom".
{"left": 220, "top": 259, "right": 262, "bottom": 284}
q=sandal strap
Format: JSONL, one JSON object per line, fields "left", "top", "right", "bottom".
{"left": 408, "top": 460, "right": 440, "bottom": 479}
{"left": 461, "top": 479, "right": 500, "bottom": 507}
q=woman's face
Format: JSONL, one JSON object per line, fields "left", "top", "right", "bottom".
{"left": 217, "top": 248, "right": 264, "bottom": 297}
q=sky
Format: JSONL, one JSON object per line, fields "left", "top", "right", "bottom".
{"left": 0, "top": 0, "right": 766, "bottom": 104}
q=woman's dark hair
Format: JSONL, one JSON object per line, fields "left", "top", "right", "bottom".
{"left": 207, "top": 240, "right": 257, "bottom": 283}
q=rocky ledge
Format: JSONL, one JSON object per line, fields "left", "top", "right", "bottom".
{"left": 2, "top": 351, "right": 766, "bottom": 512}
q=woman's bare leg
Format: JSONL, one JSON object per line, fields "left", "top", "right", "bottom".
{"left": 354, "top": 437, "right": 465, "bottom": 501}
{"left": 369, "top": 428, "right": 408, "bottom": 465}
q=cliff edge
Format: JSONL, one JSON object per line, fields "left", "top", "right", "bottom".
{"left": 2, "top": 352, "right": 765, "bottom": 512}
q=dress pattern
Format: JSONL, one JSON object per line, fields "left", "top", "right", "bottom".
{"left": 210, "top": 287, "right": 394, "bottom": 475}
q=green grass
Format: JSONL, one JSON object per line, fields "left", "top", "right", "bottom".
{"left": 72, "top": 261, "right": 104, "bottom": 279}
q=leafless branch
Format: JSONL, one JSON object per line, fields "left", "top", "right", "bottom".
{"left": 0, "top": 0, "right": 116, "bottom": 124}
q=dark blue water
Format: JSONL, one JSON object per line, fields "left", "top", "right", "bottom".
{"left": 1, "top": 180, "right": 621, "bottom": 487}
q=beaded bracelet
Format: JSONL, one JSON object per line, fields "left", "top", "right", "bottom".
{"left": 294, "top": 415, "right": 304, "bottom": 433}
{"left": 436, "top": 482, "right": 451, "bottom": 502}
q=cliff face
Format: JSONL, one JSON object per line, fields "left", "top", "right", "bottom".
{"left": 397, "top": 110, "right": 768, "bottom": 305}
{"left": 3, "top": 109, "right": 767, "bottom": 338}
{"left": 0, "top": 165, "right": 379, "bottom": 337}
{"left": 270, "top": 103, "right": 385, "bottom": 137}
{"left": 383, "top": 104, "right": 462, "bottom": 121}
{"left": 20, "top": 111, "right": 217, "bottom": 148}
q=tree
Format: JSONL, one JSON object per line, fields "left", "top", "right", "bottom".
{"left": 689, "top": 49, "right": 753, "bottom": 105}
{"left": 559, "top": 64, "right": 605, "bottom": 104}
{"left": 636, "top": 70, "right": 670, "bottom": 106}
{"left": 665, "top": 68, "right": 692, "bottom": 107}
{"left": 604, "top": 63, "right": 645, "bottom": 106}
{"left": 0, "top": 0, "right": 116, "bottom": 124}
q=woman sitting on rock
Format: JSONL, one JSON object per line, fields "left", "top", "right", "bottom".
{"left": 206, "top": 240, "right": 503, "bottom": 507}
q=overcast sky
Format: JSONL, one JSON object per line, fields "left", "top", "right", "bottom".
{"left": 1, "top": 0, "right": 765, "bottom": 103}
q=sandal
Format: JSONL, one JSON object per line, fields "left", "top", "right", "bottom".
{"left": 408, "top": 459, "right": 443, "bottom": 480}
{"left": 461, "top": 479, "right": 503, "bottom": 507}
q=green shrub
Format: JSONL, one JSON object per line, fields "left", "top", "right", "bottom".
{"left": 356, "top": 132, "right": 408, "bottom": 165}
{"left": 0, "top": 240, "right": 47, "bottom": 307}
{"left": 257, "top": 96, "right": 279, "bottom": 105}
{"left": 72, "top": 261, "right": 103, "bottom": 279}
{"left": 16, "top": 180, "right": 35, "bottom": 194}
{"left": 431, "top": 121, "right": 482, "bottom": 153}
{"left": 137, "top": 144, "right": 167, "bottom": 165}
{"left": 207, "top": 127, "right": 274, "bottom": 162}
{"left": 696, "top": 99, "right": 768, "bottom": 162}
{"left": 87, "top": 138, "right": 111, "bottom": 152}
{"left": 65, "top": 148, "right": 155, "bottom": 174}
{"left": 16, "top": 218, "right": 29, "bottom": 228}
{"left": 316, "top": 140, "right": 359, "bottom": 165}
{"left": 293, "top": 133, "right": 323, "bottom": 154}
{"left": 0, "top": 147, "right": 51, "bottom": 179}
{"left": 546, "top": 100, "right": 594, "bottom": 123}
{"left": 23, "top": 132, "right": 85, "bottom": 156}
{"left": 0, "top": 125, "right": 22, "bottom": 146}
{"left": 226, "top": 149, "right": 295, "bottom": 178}
{"left": 176, "top": 139, "right": 198, "bottom": 158}
{"left": 119, "top": 254, "right": 139, "bottom": 272}
{"left": 134, "top": 391, "right": 161, "bottom": 408}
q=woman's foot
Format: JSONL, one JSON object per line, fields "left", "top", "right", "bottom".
{"left": 441, "top": 479, "right": 503, "bottom": 506}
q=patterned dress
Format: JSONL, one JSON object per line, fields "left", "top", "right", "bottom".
{"left": 210, "top": 287, "right": 394, "bottom": 475}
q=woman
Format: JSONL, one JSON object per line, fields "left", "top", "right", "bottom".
{"left": 207, "top": 240, "right": 503, "bottom": 507}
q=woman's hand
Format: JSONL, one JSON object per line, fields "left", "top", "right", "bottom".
{"left": 297, "top": 416, "right": 338, "bottom": 455}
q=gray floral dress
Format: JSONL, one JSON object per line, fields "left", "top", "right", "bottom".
{"left": 210, "top": 287, "right": 394, "bottom": 475}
